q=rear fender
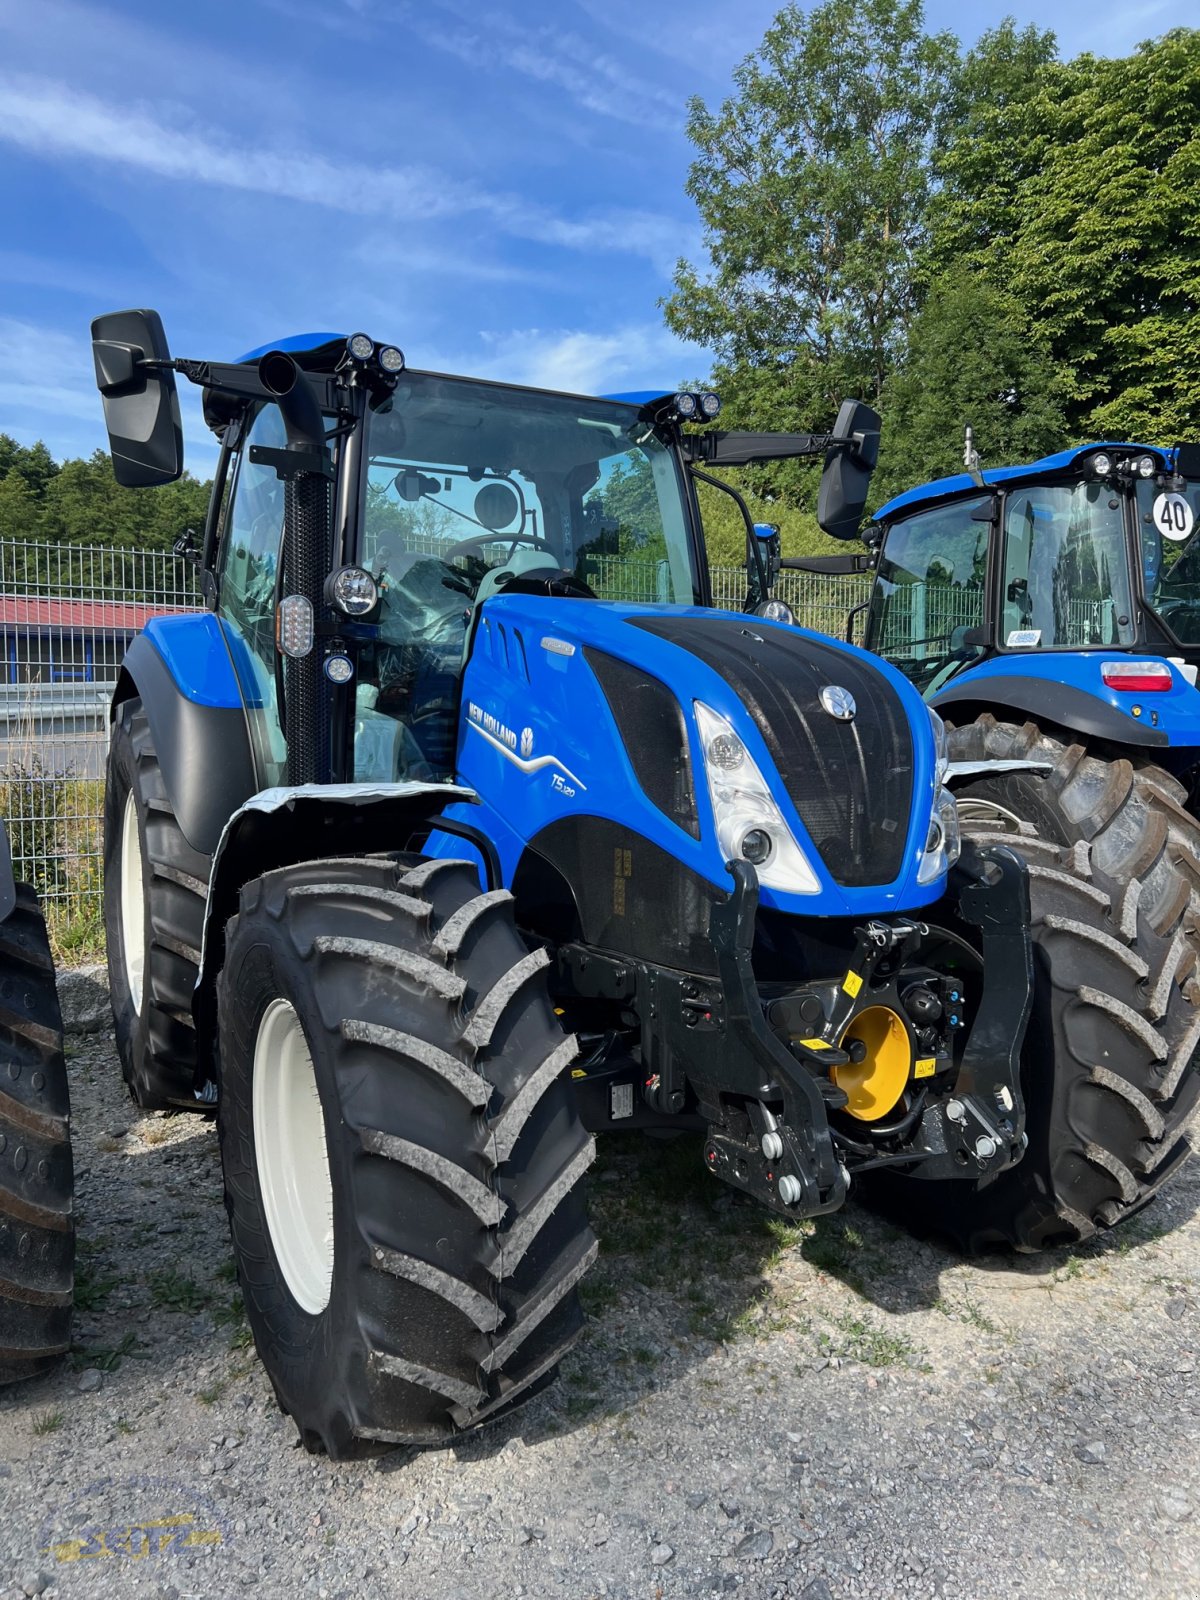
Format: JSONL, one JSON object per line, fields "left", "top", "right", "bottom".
{"left": 933, "top": 667, "right": 1176, "bottom": 749}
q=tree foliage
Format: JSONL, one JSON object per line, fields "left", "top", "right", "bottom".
{"left": 664, "top": 0, "right": 959, "bottom": 424}
{"left": 932, "top": 28, "right": 1200, "bottom": 442}
{"left": 0, "top": 435, "right": 211, "bottom": 550}
{"left": 874, "top": 264, "right": 1068, "bottom": 503}
{"left": 668, "top": 3, "right": 1200, "bottom": 533}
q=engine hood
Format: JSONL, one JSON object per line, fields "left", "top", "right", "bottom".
{"left": 460, "top": 595, "right": 942, "bottom": 917}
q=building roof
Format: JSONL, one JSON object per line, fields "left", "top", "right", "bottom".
{"left": 0, "top": 598, "right": 195, "bottom": 631}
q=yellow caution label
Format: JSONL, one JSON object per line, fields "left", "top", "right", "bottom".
{"left": 913, "top": 1057, "right": 936, "bottom": 1079}
{"left": 570, "top": 1068, "right": 588, "bottom": 1079}
{"left": 800, "top": 1037, "right": 832, "bottom": 1051}
{"left": 842, "top": 970, "right": 863, "bottom": 999}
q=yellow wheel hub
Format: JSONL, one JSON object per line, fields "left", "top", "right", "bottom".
{"left": 833, "top": 1005, "right": 912, "bottom": 1121}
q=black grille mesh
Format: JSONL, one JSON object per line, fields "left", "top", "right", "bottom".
{"left": 633, "top": 616, "right": 915, "bottom": 887}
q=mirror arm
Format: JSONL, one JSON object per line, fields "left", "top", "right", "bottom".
{"left": 685, "top": 430, "right": 842, "bottom": 467}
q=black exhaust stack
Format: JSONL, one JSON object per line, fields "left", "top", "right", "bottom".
{"left": 257, "top": 352, "right": 331, "bottom": 787}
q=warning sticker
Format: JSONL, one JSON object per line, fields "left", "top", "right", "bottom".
{"left": 800, "top": 1036, "right": 832, "bottom": 1051}
{"left": 913, "top": 1057, "right": 936, "bottom": 1079}
{"left": 842, "top": 970, "right": 863, "bottom": 999}
{"left": 1154, "top": 492, "right": 1195, "bottom": 542}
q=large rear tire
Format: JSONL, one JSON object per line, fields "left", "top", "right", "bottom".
{"left": 104, "top": 697, "right": 209, "bottom": 1109}
{"left": 0, "top": 884, "right": 73, "bottom": 1383}
{"left": 884, "top": 714, "right": 1200, "bottom": 1252}
{"left": 216, "top": 853, "right": 596, "bottom": 1456}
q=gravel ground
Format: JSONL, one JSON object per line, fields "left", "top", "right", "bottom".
{"left": 3, "top": 1027, "right": 1199, "bottom": 1600}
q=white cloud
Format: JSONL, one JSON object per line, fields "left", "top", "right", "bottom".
{"left": 0, "top": 73, "right": 684, "bottom": 266}
{"left": 405, "top": 1, "right": 684, "bottom": 132}
{"left": 462, "top": 321, "right": 707, "bottom": 394}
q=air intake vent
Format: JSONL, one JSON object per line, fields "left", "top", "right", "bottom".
{"left": 585, "top": 649, "right": 700, "bottom": 839}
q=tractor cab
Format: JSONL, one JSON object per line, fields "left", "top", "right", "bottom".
{"left": 863, "top": 443, "right": 1200, "bottom": 698}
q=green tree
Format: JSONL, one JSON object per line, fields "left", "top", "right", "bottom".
{"left": 664, "top": 0, "right": 959, "bottom": 424}
{"left": 875, "top": 264, "right": 1069, "bottom": 503}
{"left": 932, "top": 28, "right": 1200, "bottom": 441}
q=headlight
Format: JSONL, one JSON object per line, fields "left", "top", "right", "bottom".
{"left": 325, "top": 564, "right": 379, "bottom": 617}
{"left": 1137, "top": 454, "right": 1157, "bottom": 478}
{"left": 918, "top": 787, "right": 961, "bottom": 885}
{"left": 694, "top": 702, "right": 821, "bottom": 895}
{"left": 755, "top": 599, "right": 796, "bottom": 625}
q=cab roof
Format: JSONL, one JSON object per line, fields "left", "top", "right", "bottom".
{"left": 875, "top": 442, "right": 1174, "bottom": 522}
{"left": 230, "top": 335, "right": 674, "bottom": 409}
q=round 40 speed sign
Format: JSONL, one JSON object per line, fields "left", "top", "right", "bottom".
{"left": 1154, "top": 492, "right": 1195, "bottom": 542}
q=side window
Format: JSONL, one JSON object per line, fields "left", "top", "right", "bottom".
{"left": 218, "top": 405, "right": 289, "bottom": 786}
{"left": 868, "top": 500, "right": 991, "bottom": 691}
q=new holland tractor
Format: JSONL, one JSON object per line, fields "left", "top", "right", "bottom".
{"left": 796, "top": 440, "right": 1200, "bottom": 1253}
{"left": 90, "top": 309, "right": 1135, "bottom": 1454}
{"left": 0, "top": 821, "right": 72, "bottom": 1385}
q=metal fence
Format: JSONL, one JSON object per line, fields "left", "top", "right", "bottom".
{"left": 0, "top": 537, "right": 865, "bottom": 953}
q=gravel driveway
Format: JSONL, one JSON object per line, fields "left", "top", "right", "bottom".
{"left": 3, "top": 1029, "right": 1198, "bottom": 1600}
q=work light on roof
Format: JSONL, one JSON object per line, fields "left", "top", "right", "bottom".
{"left": 378, "top": 344, "right": 405, "bottom": 374}
{"left": 674, "top": 391, "right": 698, "bottom": 419}
{"left": 1137, "top": 454, "right": 1157, "bottom": 478}
{"left": 346, "top": 332, "right": 374, "bottom": 362}
{"left": 1091, "top": 452, "right": 1112, "bottom": 477}
{"left": 699, "top": 392, "right": 722, "bottom": 418}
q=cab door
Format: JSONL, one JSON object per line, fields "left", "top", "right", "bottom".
{"left": 216, "top": 403, "right": 289, "bottom": 787}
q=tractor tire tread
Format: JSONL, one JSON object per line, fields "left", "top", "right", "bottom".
{"left": 0, "top": 883, "right": 73, "bottom": 1386}
{"left": 217, "top": 852, "right": 594, "bottom": 1455}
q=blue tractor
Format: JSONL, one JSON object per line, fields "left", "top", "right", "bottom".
{"left": 800, "top": 441, "right": 1200, "bottom": 1255}
{"left": 94, "top": 309, "right": 1090, "bottom": 1454}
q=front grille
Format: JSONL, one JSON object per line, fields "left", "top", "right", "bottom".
{"left": 633, "top": 616, "right": 915, "bottom": 887}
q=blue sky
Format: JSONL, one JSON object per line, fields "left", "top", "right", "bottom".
{"left": 0, "top": 0, "right": 1177, "bottom": 477}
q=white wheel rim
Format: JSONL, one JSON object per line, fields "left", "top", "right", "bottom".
{"left": 252, "top": 998, "right": 334, "bottom": 1315}
{"left": 120, "top": 790, "right": 146, "bottom": 1014}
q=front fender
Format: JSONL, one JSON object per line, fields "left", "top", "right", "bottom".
{"left": 191, "top": 782, "right": 481, "bottom": 1086}
{"left": 114, "top": 618, "right": 257, "bottom": 855}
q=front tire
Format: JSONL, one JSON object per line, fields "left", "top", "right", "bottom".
{"left": 892, "top": 715, "right": 1200, "bottom": 1252}
{"left": 216, "top": 853, "right": 596, "bottom": 1456}
{"left": 0, "top": 885, "right": 73, "bottom": 1384}
{"left": 104, "top": 698, "right": 209, "bottom": 1109}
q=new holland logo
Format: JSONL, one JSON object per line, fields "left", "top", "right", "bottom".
{"left": 520, "top": 726, "right": 534, "bottom": 759}
{"left": 819, "top": 684, "right": 856, "bottom": 721}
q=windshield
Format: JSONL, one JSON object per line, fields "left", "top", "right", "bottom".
{"left": 353, "top": 373, "right": 698, "bottom": 780}
{"left": 866, "top": 498, "right": 991, "bottom": 694}
{"left": 1000, "top": 481, "right": 1134, "bottom": 650}
{"left": 1137, "top": 477, "right": 1200, "bottom": 643}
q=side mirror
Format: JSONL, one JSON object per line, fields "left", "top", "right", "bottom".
{"left": 91, "top": 309, "right": 183, "bottom": 487}
{"left": 817, "top": 399, "right": 881, "bottom": 541}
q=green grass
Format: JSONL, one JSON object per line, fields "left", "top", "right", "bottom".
{"left": 69, "top": 1332, "right": 145, "bottom": 1372}
{"left": 146, "top": 1267, "right": 211, "bottom": 1313}
{"left": 31, "top": 1408, "right": 63, "bottom": 1435}
{"left": 818, "top": 1311, "right": 922, "bottom": 1369}
{"left": 74, "top": 1260, "right": 120, "bottom": 1315}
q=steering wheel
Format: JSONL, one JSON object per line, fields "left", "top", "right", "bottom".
{"left": 442, "top": 532, "right": 559, "bottom": 564}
